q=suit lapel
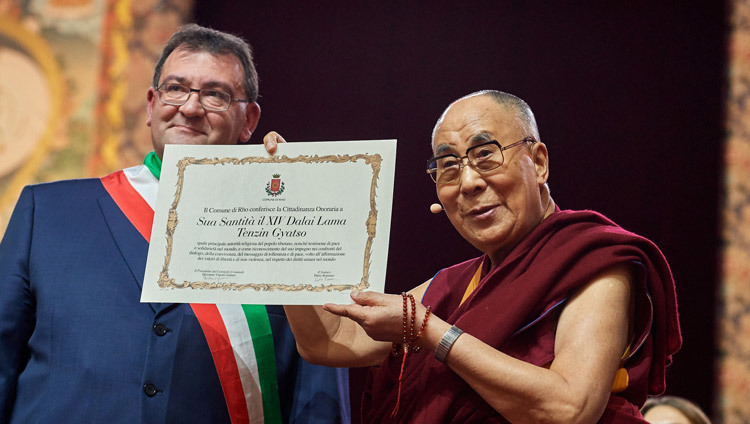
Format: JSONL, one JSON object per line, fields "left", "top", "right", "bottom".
{"left": 98, "top": 193, "right": 158, "bottom": 313}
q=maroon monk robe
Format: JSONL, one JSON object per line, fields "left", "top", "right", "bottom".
{"left": 362, "top": 209, "right": 681, "bottom": 423}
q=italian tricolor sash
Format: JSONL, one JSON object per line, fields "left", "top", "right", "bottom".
{"left": 101, "top": 165, "right": 282, "bottom": 424}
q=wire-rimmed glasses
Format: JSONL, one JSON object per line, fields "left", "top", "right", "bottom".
{"left": 426, "top": 137, "right": 535, "bottom": 184}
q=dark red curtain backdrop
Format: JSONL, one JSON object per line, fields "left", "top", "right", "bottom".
{"left": 196, "top": 1, "right": 725, "bottom": 419}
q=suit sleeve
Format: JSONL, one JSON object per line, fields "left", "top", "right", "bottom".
{"left": 266, "top": 305, "right": 351, "bottom": 424}
{"left": 0, "top": 187, "right": 36, "bottom": 421}
{"left": 290, "top": 361, "right": 350, "bottom": 424}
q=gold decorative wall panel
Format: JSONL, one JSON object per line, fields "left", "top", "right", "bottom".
{"left": 721, "top": 1, "right": 750, "bottom": 422}
{"left": 0, "top": 0, "right": 194, "bottom": 233}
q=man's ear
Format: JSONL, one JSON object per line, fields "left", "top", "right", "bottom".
{"left": 532, "top": 141, "right": 549, "bottom": 185}
{"left": 146, "top": 87, "right": 156, "bottom": 127}
{"left": 239, "top": 102, "right": 261, "bottom": 142}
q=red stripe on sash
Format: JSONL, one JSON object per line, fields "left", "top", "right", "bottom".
{"left": 101, "top": 169, "right": 251, "bottom": 423}
{"left": 100, "top": 171, "right": 154, "bottom": 241}
{"left": 192, "top": 304, "right": 251, "bottom": 424}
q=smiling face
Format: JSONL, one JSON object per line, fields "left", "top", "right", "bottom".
{"left": 432, "top": 94, "right": 551, "bottom": 263}
{"left": 146, "top": 46, "right": 260, "bottom": 158}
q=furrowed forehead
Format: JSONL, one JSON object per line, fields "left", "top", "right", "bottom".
{"left": 434, "top": 96, "right": 508, "bottom": 132}
{"left": 159, "top": 50, "right": 245, "bottom": 95}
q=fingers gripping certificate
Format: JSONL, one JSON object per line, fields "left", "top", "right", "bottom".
{"left": 140, "top": 140, "right": 396, "bottom": 305}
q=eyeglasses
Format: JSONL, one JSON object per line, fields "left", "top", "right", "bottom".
{"left": 156, "top": 83, "right": 250, "bottom": 111}
{"left": 426, "top": 137, "right": 535, "bottom": 184}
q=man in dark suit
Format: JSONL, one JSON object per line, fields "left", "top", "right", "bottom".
{"left": 0, "top": 24, "right": 348, "bottom": 424}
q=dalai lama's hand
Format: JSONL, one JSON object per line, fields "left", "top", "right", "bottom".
{"left": 324, "top": 291, "right": 431, "bottom": 345}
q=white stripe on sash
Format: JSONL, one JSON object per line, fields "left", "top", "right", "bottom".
{"left": 217, "top": 304, "right": 265, "bottom": 424}
{"left": 120, "top": 165, "right": 269, "bottom": 422}
{"left": 122, "top": 165, "right": 158, "bottom": 210}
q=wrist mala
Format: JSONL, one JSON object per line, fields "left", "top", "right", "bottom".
{"left": 390, "top": 292, "right": 431, "bottom": 418}
{"left": 391, "top": 292, "right": 431, "bottom": 356}
{"left": 434, "top": 325, "right": 464, "bottom": 363}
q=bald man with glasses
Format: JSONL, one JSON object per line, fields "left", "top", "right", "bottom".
{"left": 270, "top": 90, "right": 681, "bottom": 423}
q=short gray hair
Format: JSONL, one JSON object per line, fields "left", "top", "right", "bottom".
{"left": 432, "top": 90, "right": 540, "bottom": 143}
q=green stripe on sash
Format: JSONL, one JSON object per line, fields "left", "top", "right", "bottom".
{"left": 143, "top": 151, "right": 162, "bottom": 180}
{"left": 242, "top": 305, "right": 282, "bottom": 424}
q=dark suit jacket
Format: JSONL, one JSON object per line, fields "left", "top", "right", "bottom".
{"left": 0, "top": 179, "right": 349, "bottom": 423}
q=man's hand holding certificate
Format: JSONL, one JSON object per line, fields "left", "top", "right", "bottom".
{"left": 141, "top": 140, "right": 396, "bottom": 305}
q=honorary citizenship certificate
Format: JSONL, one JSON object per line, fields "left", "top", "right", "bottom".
{"left": 140, "top": 140, "right": 396, "bottom": 304}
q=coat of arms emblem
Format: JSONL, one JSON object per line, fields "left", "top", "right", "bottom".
{"left": 266, "top": 174, "right": 285, "bottom": 196}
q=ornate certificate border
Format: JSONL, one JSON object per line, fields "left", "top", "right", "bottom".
{"left": 156, "top": 152, "right": 382, "bottom": 293}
